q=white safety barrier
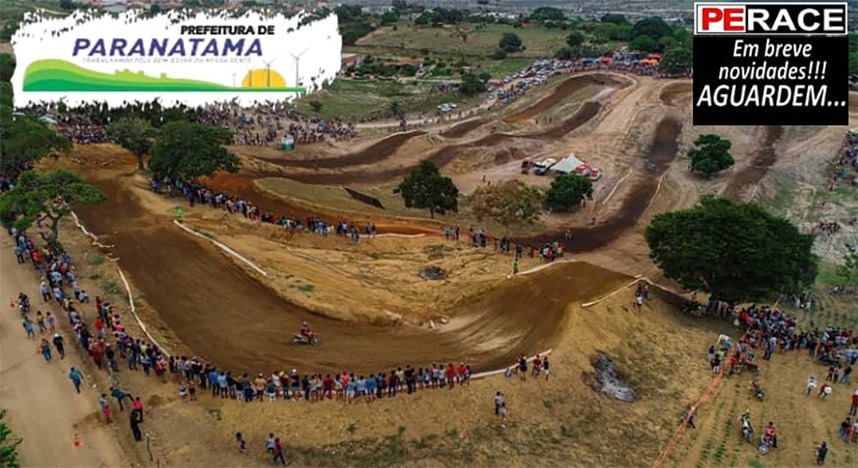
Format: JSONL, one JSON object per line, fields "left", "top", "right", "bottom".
{"left": 581, "top": 276, "right": 687, "bottom": 308}
{"left": 69, "top": 210, "right": 171, "bottom": 355}
{"left": 602, "top": 168, "right": 633, "bottom": 204}
{"left": 70, "top": 211, "right": 114, "bottom": 250}
{"left": 470, "top": 349, "right": 554, "bottom": 380}
{"left": 645, "top": 173, "right": 667, "bottom": 213}
{"left": 173, "top": 220, "right": 268, "bottom": 277}
{"left": 116, "top": 266, "right": 171, "bottom": 357}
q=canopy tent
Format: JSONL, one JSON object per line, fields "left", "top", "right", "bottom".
{"left": 552, "top": 154, "right": 586, "bottom": 174}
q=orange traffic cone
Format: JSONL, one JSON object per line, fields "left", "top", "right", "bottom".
{"left": 73, "top": 433, "right": 81, "bottom": 448}
{"left": 9, "top": 298, "right": 15, "bottom": 310}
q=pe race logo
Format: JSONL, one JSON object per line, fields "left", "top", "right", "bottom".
{"left": 693, "top": 2, "right": 849, "bottom": 126}
{"left": 10, "top": 9, "right": 343, "bottom": 108}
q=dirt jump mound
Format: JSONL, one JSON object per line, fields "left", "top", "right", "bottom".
{"left": 260, "top": 130, "right": 425, "bottom": 169}
{"left": 440, "top": 118, "right": 489, "bottom": 138}
{"left": 503, "top": 74, "right": 622, "bottom": 124}
{"left": 660, "top": 82, "right": 692, "bottom": 106}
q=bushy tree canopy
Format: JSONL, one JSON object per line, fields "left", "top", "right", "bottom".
{"left": 107, "top": 117, "right": 157, "bottom": 170}
{"left": 645, "top": 195, "right": 817, "bottom": 303}
{"left": 0, "top": 169, "right": 106, "bottom": 245}
{"left": 688, "top": 134, "right": 735, "bottom": 176}
{"left": 148, "top": 121, "right": 239, "bottom": 180}
{"left": 499, "top": 32, "right": 524, "bottom": 53}
{"left": 394, "top": 161, "right": 459, "bottom": 219}
{"left": 544, "top": 173, "right": 593, "bottom": 212}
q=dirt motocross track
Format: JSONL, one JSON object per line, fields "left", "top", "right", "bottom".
{"left": 520, "top": 117, "right": 682, "bottom": 250}
{"left": 75, "top": 177, "right": 629, "bottom": 375}
{"left": 503, "top": 74, "right": 614, "bottom": 123}
{"left": 260, "top": 75, "right": 627, "bottom": 187}
{"left": 259, "top": 130, "right": 425, "bottom": 169}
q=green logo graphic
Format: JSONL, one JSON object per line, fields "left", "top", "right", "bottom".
{"left": 23, "top": 59, "right": 306, "bottom": 93}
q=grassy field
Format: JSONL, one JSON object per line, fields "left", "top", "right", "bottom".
{"left": 295, "top": 79, "right": 481, "bottom": 121}
{"left": 359, "top": 24, "right": 568, "bottom": 59}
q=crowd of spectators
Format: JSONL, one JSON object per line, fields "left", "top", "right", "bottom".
{"left": 831, "top": 130, "right": 858, "bottom": 189}
{"left": 17, "top": 99, "right": 358, "bottom": 147}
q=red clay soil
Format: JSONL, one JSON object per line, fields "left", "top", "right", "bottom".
{"left": 75, "top": 177, "right": 629, "bottom": 375}
{"left": 516, "top": 117, "right": 682, "bottom": 251}
{"left": 503, "top": 74, "right": 616, "bottom": 123}
{"left": 439, "top": 118, "right": 489, "bottom": 138}
{"left": 258, "top": 130, "right": 425, "bottom": 169}
{"left": 721, "top": 126, "right": 783, "bottom": 201}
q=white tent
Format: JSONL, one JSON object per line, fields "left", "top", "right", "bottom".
{"left": 552, "top": 154, "right": 585, "bottom": 174}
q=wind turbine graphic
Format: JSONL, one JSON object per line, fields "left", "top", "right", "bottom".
{"left": 262, "top": 55, "right": 280, "bottom": 87}
{"left": 245, "top": 66, "right": 254, "bottom": 87}
{"left": 289, "top": 46, "right": 312, "bottom": 91}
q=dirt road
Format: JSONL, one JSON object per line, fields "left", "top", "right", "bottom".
{"left": 75, "top": 177, "right": 629, "bottom": 375}
{"left": 0, "top": 237, "right": 126, "bottom": 467}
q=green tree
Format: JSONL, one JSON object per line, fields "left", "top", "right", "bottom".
{"left": 148, "top": 121, "right": 239, "bottom": 180}
{"left": 0, "top": 410, "right": 22, "bottom": 468}
{"left": 659, "top": 45, "right": 692, "bottom": 74}
{"left": 646, "top": 195, "right": 817, "bottom": 303}
{"left": 688, "top": 134, "right": 735, "bottom": 177}
{"left": 566, "top": 31, "right": 585, "bottom": 48}
{"left": 394, "top": 160, "right": 459, "bottom": 219}
{"left": 544, "top": 173, "right": 593, "bottom": 212}
{"left": 630, "top": 17, "right": 673, "bottom": 43}
{"left": 0, "top": 116, "right": 71, "bottom": 178}
{"left": 0, "top": 169, "right": 106, "bottom": 245}
{"left": 0, "top": 53, "right": 15, "bottom": 82}
{"left": 458, "top": 73, "right": 487, "bottom": 96}
{"left": 0, "top": 82, "right": 13, "bottom": 111}
{"left": 835, "top": 244, "right": 858, "bottom": 292}
{"left": 59, "top": 0, "right": 76, "bottom": 11}
{"left": 308, "top": 100, "right": 323, "bottom": 112}
{"left": 490, "top": 49, "right": 508, "bottom": 60}
{"left": 529, "top": 7, "right": 565, "bottom": 22}
{"left": 106, "top": 118, "right": 156, "bottom": 170}
{"left": 469, "top": 180, "right": 542, "bottom": 233}
{"left": 380, "top": 11, "right": 399, "bottom": 25}
{"left": 414, "top": 11, "right": 434, "bottom": 26}
{"left": 601, "top": 13, "right": 626, "bottom": 24}
{"left": 629, "top": 35, "right": 659, "bottom": 53}
{"left": 499, "top": 32, "right": 523, "bottom": 53}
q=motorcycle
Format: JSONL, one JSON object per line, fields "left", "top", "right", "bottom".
{"left": 292, "top": 332, "right": 321, "bottom": 346}
{"left": 758, "top": 433, "right": 775, "bottom": 455}
{"left": 18, "top": 298, "right": 30, "bottom": 315}
{"left": 740, "top": 416, "right": 754, "bottom": 443}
